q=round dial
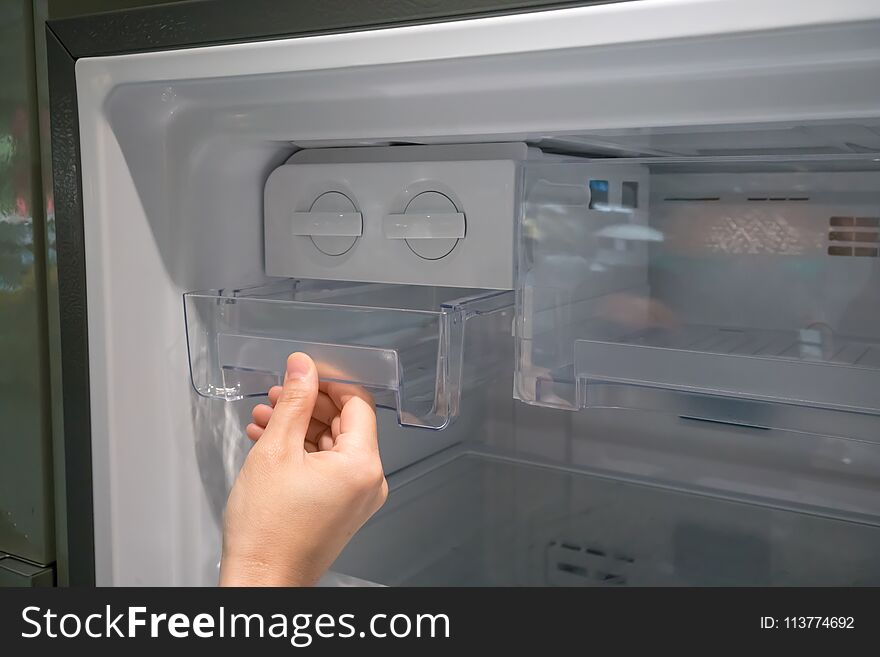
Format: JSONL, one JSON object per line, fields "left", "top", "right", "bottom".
{"left": 309, "top": 191, "right": 360, "bottom": 256}
{"left": 402, "top": 191, "right": 462, "bottom": 260}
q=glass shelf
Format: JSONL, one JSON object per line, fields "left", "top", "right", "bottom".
{"left": 185, "top": 279, "right": 513, "bottom": 429}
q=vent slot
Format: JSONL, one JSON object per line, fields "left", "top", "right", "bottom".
{"left": 747, "top": 196, "right": 810, "bottom": 202}
{"left": 827, "top": 216, "right": 880, "bottom": 256}
{"left": 831, "top": 216, "right": 880, "bottom": 227}
{"left": 546, "top": 540, "right": 634, "bottom": 587}
{"left": 828, "top": 245, "right": 879, "bottom": 257}
{"left": 830, "top": 231, "right": 879, "bottom": 243}
{"left": 663, "top": 196, "right": 720, "bottom": 202}
{"left": 557, "top": 563, "right": 588, "bottom": 577}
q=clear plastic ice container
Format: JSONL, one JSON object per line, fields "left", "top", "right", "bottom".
{"left": 185, "top": 279, "right": 513, "bottom": 429}
{"left": 515, "top": 155, "right": 880, "bottom": 440}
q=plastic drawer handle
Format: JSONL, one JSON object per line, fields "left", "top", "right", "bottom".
{"left": 383, "top": 212, "right": 466, "bottom": 239}
{"left": 291, "top": 211, "right": 363, "bottom": 237}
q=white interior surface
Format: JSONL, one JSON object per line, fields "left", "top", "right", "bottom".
{"left": 73, "top": 0, "right": 880, "bottom": 585}
{"left": 334, "top": 449, "right": 880, "bottom": 586}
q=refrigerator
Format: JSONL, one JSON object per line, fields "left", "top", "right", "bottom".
{"left": 46, "top": 0, "right": 880, "bottom": 586}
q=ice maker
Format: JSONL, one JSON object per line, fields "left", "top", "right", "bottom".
{"left": 47, "top": 0, "right": 880, "bottom": 586}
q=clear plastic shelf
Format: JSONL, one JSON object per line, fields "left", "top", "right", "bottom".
{"left": 185, "top": 279, "right": 513, "bottom": 429}
{"left": 515, "top": 155, "right": 880, "bottom": 437}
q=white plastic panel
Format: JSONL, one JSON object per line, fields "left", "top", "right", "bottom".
{"left": 264, "top": 149, "right": 522, "bottom": 289}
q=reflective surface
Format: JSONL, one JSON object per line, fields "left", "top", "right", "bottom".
{"left": 336, "top": 452, "right": 880, "bottom": 586}
{"left": 30, "top": 0, "right": 195, "bottom": 586}
{"left": 0, "top": 0, "right": 53, "bottom": 566}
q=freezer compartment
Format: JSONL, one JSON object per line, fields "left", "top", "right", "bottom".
{"left": 185, "top": 279, "right": 513, "bottom": 429}
{"left": 515, "top": 156, "right": 880, "bottom": 438}
{"left": 332, "top": 451, "right": 880, "bottom": 586}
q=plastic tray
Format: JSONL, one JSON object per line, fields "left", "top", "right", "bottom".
{"left": 185, "top": 279, "right": 513, "bottom": 429}
{"left": 514, "top": 156, "right": 880, "bottom": 435}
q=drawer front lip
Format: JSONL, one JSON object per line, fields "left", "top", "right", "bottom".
{"left": 576, "top": 339, "right": 880, "bottom": 416}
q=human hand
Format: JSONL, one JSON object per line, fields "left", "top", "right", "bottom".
{"left": 597, "top": 292, "right": 678, "bottom": 331}
{"left": 219, "top": 352, "right": 388, "bottom": 586}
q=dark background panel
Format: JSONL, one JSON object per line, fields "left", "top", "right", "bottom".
{"left": 45, "top": 26, "right": 95, "bottom": 587}
{"left": 49, "top": 0, "right": 630, "bottom": 57}
{"left": 0, "top": 0, "right": 55, "bottom": 575}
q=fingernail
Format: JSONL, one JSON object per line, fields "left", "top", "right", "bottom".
{"left": 286, "top": 352, "right": 311, "bottom": 380}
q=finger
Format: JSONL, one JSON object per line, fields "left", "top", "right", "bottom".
{"left": 272, "top": 386, "right": 336, "bottom": 426}
{"left": 304, "top": 419, "right": 329, "bottom": 446}
{"left": 245, "top": 423, "right": 264, "bottom": 441}
{"left": 263, "top": 353, "right": 319, "bottom": 452}
{"left": 311, "top": 391, "right": 340, "bottom": 427}
{"left": 319, "top": 380, "right": 375, "bottom": 412}
{"left": 332, "top": 396, "right": 379, "bottom": 455}
{"left": 251, "top": 403, "right": 274, "bottom": 429}
{"left": 318, "top": 432, "right": 334, "bottom": 452}
{"left": 298, "top": 423, "right": 332, "bottom": 452}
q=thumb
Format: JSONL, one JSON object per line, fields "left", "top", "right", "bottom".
{"left": 264, "top": 352, "right": 318, "bottom": 450}
{"left": 332, "top": 394, "right": 379, "bottom": 456}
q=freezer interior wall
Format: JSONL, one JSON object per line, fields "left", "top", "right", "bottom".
{"left": 86, "top": 42, "right": 880, "bottom": 584}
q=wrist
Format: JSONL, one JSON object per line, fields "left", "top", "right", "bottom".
{"left": 219, "top": 554, "right": 310, "bottom": 587}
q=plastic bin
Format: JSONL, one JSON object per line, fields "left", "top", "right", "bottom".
{"left": 515, "top": 155, "right": 880, "bottom": 439}
{"left": 185, "top": 279, "right": 513, "bottom": 429}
